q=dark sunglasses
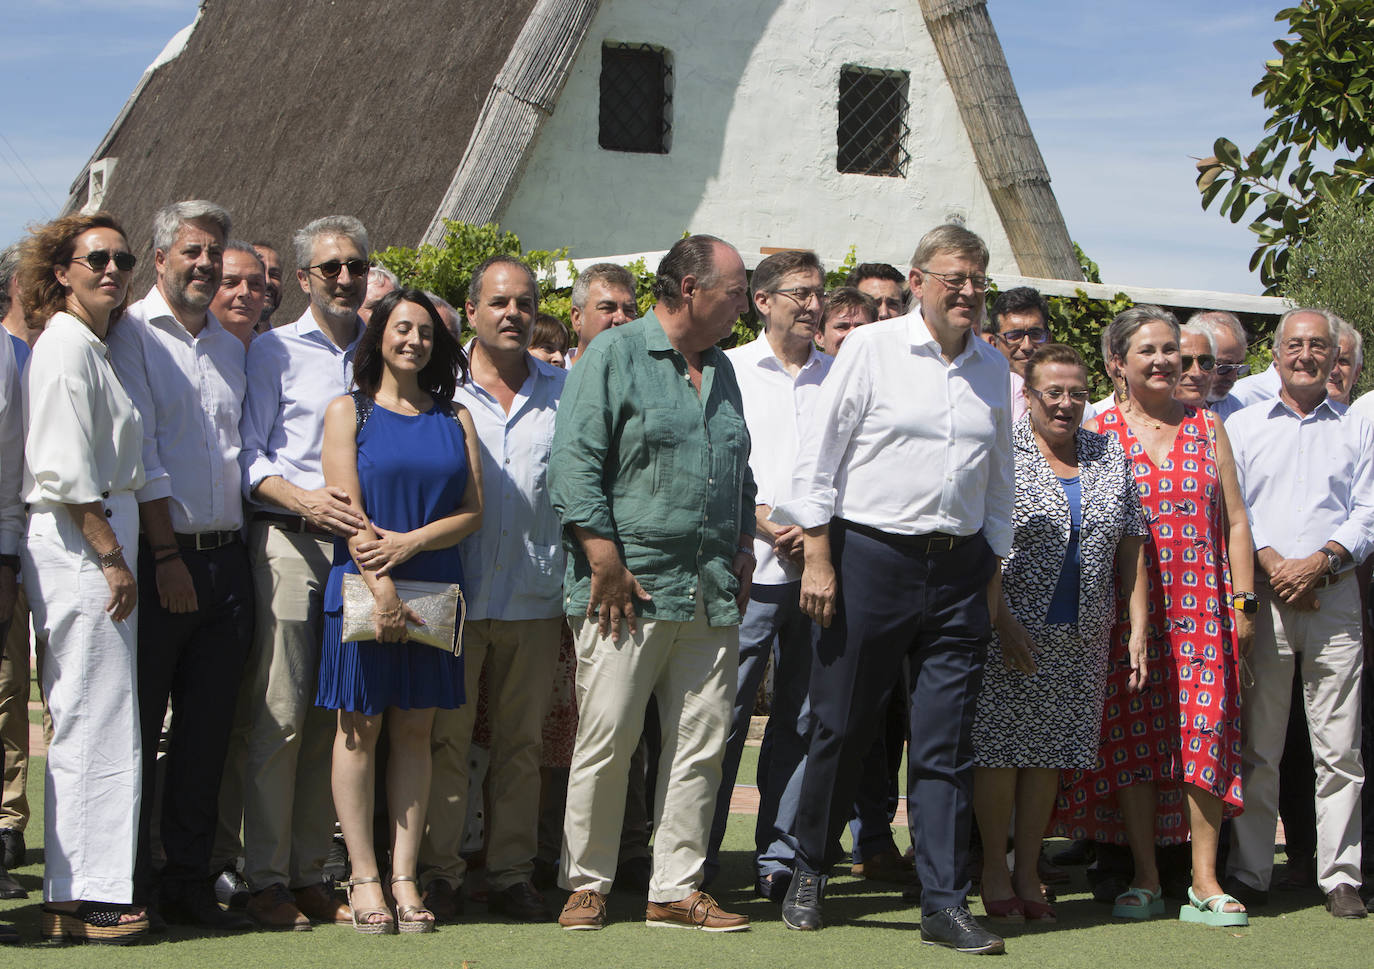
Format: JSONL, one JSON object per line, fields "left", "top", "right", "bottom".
{"left": 1181, "top": 354, "right": 1216, "bottom": 372}
{"left": 71, "top": 250, "right": 137, "bottom": 273}
{"left": 307, "top": 258, "right": 369, "bottom": 279}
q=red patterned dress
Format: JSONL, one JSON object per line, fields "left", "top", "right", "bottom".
{"left": 1054, "top": 405, "right": 1244, "bottom": 844}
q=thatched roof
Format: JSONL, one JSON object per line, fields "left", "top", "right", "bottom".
{"left": 65, "top": 0, "right": 539, "bottom": 320}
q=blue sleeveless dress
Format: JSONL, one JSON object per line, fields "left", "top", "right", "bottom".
{"left": 316, "top": 399, "right": 468, "bottom": 714}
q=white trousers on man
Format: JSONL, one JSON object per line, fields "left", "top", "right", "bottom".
{"left": 559, "top": 599, "right": 736, "bottom": 904}
{"left": 23, "top": 495, "right": 140, "bottom": 902}
{"left": 1228, "top": 578, "right": 1365, "bottom": 894}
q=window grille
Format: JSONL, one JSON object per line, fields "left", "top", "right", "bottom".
{"left": 837, "top": 66, "right": 911, "bottom": 177}
{"left": 599, "top": 43, "right": 672, "bottom": 154}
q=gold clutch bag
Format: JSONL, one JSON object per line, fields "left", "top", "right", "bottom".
{"left": 340, "top": 573, "right": 465, "bottom": 655}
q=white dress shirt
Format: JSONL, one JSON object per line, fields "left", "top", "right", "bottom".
{"left": 1227, "top": 363, "right": 1281, "bottom": 408}
{"left": 455, "top": 354, "right": 567, "bottom": 621}
{"left": 22, "top": 312, "right": 146, "bottom": 505}
{"left": 108, "top": 287, "right": 248, "bottom": 532}
{"left": 726, "top": 334, "right": 833, "bottom": 585}
{"left": 0, "top": 333, "right": 23, "bottom": 555}
{"left": 1345, "top": 390, "right": 1374, "bottom": 424}
{"left": 1226, "top": 396, "right": 1374, "bottom": 567}
{"left": 239, "top": 307, "right": 361, "bottom": 504}
{"left": 773, "top": 310, "right": 1014, "bottom": 557}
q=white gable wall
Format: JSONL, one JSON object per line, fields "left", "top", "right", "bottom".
{"left": 499, "top": 0, "right": 1019, "bottom": 274}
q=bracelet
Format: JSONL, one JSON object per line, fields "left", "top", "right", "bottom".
{"left": 155, "top": 551, "right": 183, "bottom": 565}
{"left": 97, "top": 545, "right": 125, "bottom": 569}
{"left": 149, "top": 543, "right": 178, "bottom": 552}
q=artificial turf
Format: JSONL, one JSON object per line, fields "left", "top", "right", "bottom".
{"left": 4, "top": 709, "right": 1369, "bottom": 966}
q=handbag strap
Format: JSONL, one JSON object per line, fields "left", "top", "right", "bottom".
{"left": 352, "top": 389, "right": 374, "bottom": 431}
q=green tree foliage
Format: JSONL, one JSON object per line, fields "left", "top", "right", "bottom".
{"left": 1197, "top": 1, "right": 1374, "bottom": 292}
{"left": 1280, "top": 193, "right": 1374, "bottom": 392}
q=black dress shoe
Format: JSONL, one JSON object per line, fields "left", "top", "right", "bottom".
{"left": 422, "top": 879, "right": 463, "bottom": 923}
{"left": 162, "top": 879, "right": 255, "bottom": 931}
{"left": 487, "top": 881, "right": 552, "bottom": 922}
{"left": 1326, "top": 884, "right": 1367, "bottom": 919}
{"left": 0, "top": 829, "right": 24, "bottom": 870}
{"left": 755, "top": 872, "right": 788, "bottom": 903}
{"left": 1050, "top": 839, "right": 1094, "bottom": 867}
{"left": 215, "top": 868, "right": 251, "bottom": 910}
{"left": 0, "top": 864, "right": 25, "bottom": 900}
{"left": 781, "top": 869, "right": 827, "bottom": 931}
{"left": 919, "top": 906, "right": 1006, "bottom": 954}
{"left": 1221, "top": 876, "right": 1269, "bottom": 909}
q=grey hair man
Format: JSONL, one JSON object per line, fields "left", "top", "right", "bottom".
{"left": 1176, "top": 321, "right": 1219, "bottom": 409}
{"left": 1224, "top": 306, "right": 1374, "bottom": 920}
{"left": 360, "top": 264, "right": 398, "bottom": 323}
{"left": 1189, "top": 310, "right": 1250, "bottom": 417}
{"left": 107, "top": 200, "right": 257, "bottom": 929}
{"left": 1326, "top": 316, "right": 1362, "bottom": 406}
{"left": 425, "top": 292, "right": 462, "bottom": 342}
{"left": 568, "top": 263, "right": 638, "bottom": 363}
{"left": 235, "top": 215, "right": 371, "bottom": 930}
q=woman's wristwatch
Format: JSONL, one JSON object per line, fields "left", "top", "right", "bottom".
{"left": 1230, "top": 591, "right": 1258, "bottom": 614}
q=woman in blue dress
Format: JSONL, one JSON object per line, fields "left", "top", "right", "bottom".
{"left": 318, "top": 288, "right": 483, "bottom": 933}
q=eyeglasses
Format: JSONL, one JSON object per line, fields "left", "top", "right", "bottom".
{"left": 1181, "top": 354, "right": 1216, "bottom": 372}
{"left": 1027, "top": 387, "right": 1090, "bottom": 405}
{"left": 770, "top": 287, "right": 825, "bottom": 306}
{"left": 70, "top": 250, "right": 137, "bottom": 273}
{"left": 919, "top": 268, "right": 991, "bottom": 292}
{"left": 1213, "top": 362, "right": 1250, "bottom": 377}
{"left": 998, "top": 327, "right": 1049, "bottom": 345}
{"left": 307, "top": 258, "right": 369, "bottom": 279}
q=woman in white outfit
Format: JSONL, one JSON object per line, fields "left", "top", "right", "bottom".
{"left": 17, "top": 212, "right": 148, "bottom": 944}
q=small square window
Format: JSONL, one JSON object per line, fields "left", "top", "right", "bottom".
{"left": 599, "top": 42, "right": 672, "bottom": 154}
{"left": 837, "top": 66, "right": 910, "bottom": 178}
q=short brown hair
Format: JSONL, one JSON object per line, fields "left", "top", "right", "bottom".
{"left": 1024, "top": 342, "right": 1087, "bottom": 388}
{"left": 750, "top": 250, "right": 824, "bottom": 301}
{"left": 820, "top": 287, "right": 877, "bottom": 331}
{"left": 531, "top": 313, "right": 570, "bottom": 354}
{"left": 18, "top": 211, "right": 131, "bottom": 326}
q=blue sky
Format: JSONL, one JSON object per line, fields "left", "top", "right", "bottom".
{"left": 0, "top": 0, "right": 1284, "bottom": 294}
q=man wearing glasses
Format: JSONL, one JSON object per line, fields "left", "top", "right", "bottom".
{"left": 236, "top": 215, "right": 371, "bottom": 930}
{"left": 704, "top": 250, "right": 831, "bottom": 902}
{"left": 984, "top": 287, "right": 1051, "bottom": 422}
{"left": 1188, "top": 310, "right": 1252, "bottom": 419}
{"left": 773, "top": 224, "right": 1012, "bottom": 953}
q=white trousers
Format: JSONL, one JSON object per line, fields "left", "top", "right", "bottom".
{"left": 559, "top": 599, "right": 736, "bottom": 903}
{"left": 22, "top": 495, "right": 140, "bottom": 903}
{"left": 1227, "top": 579, "right": 1364, "bottom": 893}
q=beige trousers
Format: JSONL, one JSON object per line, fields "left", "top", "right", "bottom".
{"left": 0, "top": 585, "right": 31, "bottom": 832}
{"left": 422, "top": 616, "right": 562, "bottom": 891}
{"left": 237, "top": 522, "right": 337, "bottom": 890}
{"left": 1228, "top": 578, "right": 1365, "bottom": 893}
{"left": 560, "top": 599, "right": 736, "bottom": 903}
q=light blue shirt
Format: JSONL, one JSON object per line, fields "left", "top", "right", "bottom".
{"left": 239, "top": 307, "right": 361, "bottom": 506}
{"left": 454, "top": 354, "right": 566, "bottom": 621}
{"left": 109, "top": 287, "right": 247, "bottom": 531}
{"left": 1227, "top": 363, "right": 1280, "bottom": 408}
{"left": 1226, "top": 395, "right": 1374, "bottom": 567}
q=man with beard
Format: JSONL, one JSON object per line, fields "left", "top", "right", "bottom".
{"left": 211, "top": 241, "right": 268, "bottom": 348}
{"left": 108, "top": 200, "right": 255, "bottom": 930}
{"left": 251, "top": 242, "right": 283, "bottom": 332}
{"left": 236, "top": 215, "right": 370, "bottom": 930}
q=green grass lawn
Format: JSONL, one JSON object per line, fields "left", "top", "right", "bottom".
{"left": 4, "top": 721, "right": 1369, "bottom": 966}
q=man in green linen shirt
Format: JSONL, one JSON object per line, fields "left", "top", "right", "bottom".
{"left": 549, "top": 235, "right": 757, "bottom": 932}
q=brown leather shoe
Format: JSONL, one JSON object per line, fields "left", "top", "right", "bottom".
{"left": 293, "top": 883, "right": 352, "bottom": 924}
{"left": 851, "top": 850, "right": 914, "bottom": 883}
{"left": 558, "top": 889, "right": 606, "bottom": 930}
{"left": 247, "top": 883, "right": 311, "bottom": 931}
{"left": 645, "top": 891, "right": 749, "bottom": 932}
{"left": 1326, "top": 884, "right": 1368, "bottom": 919}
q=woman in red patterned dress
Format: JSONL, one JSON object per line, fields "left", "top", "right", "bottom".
{"left": 1058, "top": 306, "right": 1255, "bottom": 925}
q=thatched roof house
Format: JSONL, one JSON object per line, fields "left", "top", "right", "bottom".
{"left": 65, "top": 0, "right": 1081, "bottom": 319}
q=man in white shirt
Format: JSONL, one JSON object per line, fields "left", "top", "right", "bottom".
{"left": 420, "top": 257, "right": 565, "bottom": 923}
{"left": 236, "top": 215, "right": 370, "bottom": 930}
{"left": 108, "top": 201, "right": 256, "bottom": 931}
{"left": 772, "top": 224, "right": 1012, "bottom": 953}
{"left": 704, "top": 250, "right": 832, "bottom": 902}
{"left": 1224, "top": 307, "right": 1374, "bottom": 920}
{"left": 983, "top": 286, "right": 1051, "bottom": 423}
{"left": 1326, "top": 317, "right": 1362, "bottom": 406}
{"left": 567, "top": 263, "right": 638, "bottom": 365}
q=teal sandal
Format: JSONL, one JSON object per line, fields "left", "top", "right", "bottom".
{"left": 1178, "top": 887, "right": 1249, "bottom": 927}
{"left": 1112, "top": 886, "right": 1166, "bottom": 919}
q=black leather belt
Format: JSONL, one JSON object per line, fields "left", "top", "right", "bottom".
{"left": 252, "top": 512, "right": 333, "bottom": 537}
{"left": 174, "top": 530, "right": 240, "bottom": 551}
{"left": 840, "top": 519, "right": 976, "bottom": 553}
{"left": 1312, "top": 570, "right": 1349, "bottom": 590}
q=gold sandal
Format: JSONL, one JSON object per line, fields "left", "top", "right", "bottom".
{"left": 343, "top": 877, "right": 395, "bottom": 935}
{"left": 391, "top": 876, "right": 436, "bottom": 934}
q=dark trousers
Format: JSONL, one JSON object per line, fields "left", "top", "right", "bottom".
{"left": 134, "top": 539, "right": 254, "bottom": 897}
{"left": 793, "top": 521, "right": 995, "bottom": 914}
{"left": 1278, "top": 663, "right": 1318, "bottom": 862}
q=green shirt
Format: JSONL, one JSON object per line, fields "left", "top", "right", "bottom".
{"left": 549, "top": 310, "right": 756, "bottom": 625}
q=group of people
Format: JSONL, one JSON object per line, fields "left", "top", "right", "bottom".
{"left": 0, "top": 204, "right": 1369, "bottom": 955}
